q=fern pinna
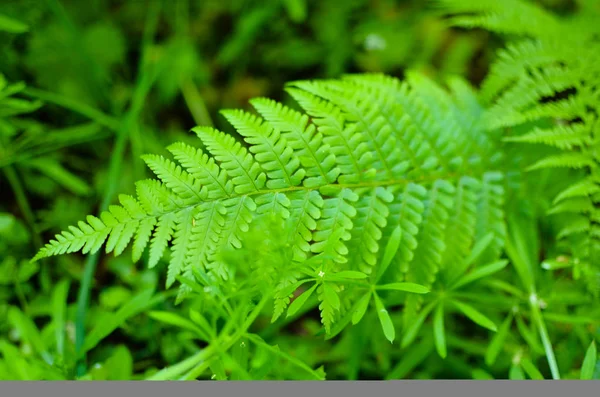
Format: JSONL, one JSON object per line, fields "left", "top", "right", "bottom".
{"left": 438, "top": 0, "right": 600, "bottom": 293}
{"left": 33, "top": 72, "right": 506, "bottom": 338}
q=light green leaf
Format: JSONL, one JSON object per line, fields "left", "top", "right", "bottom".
{"left": 352, "top": 293, "right": 371, "bottom": 325}
{"left": 581, "top": 341, "right": 597, "bottom": 380}
{"left": 52, "top": 279, "right": 71, "bottom": 358}
{"left": 521, "top": 357, "right": 544, "bottom": 380}
{"left": 287, "top": 284, "right": 317, "bottom": 318}
{"left": 401, "top": 301, "right": 437, "bottom": 348}
{"left": 451, "top": 260, "right": 508, "bottom": 290}
{"left": 82, "top": 289, "right": 163, "bottom": 354}
{"left": 374, "top": 293, "right": 395, "bottom": 343}
{"left": 376, "top": 282, "right": 429, "bottom": 294}
{"left": 149, "top": 311, "right": 210, "bottom": 341}
{"left": 8, "top": 306, "right": 52, "bottom": 364}
{"left": 189, "top": 309, "right": 216, "bottom": 340}
{"left": 332, "top": 270, "right": 368, "bottom": 280}
{"left": 465, "top": 232, "right": 495, "bottom": 266}
{"left": 509, "top": 364, "right": 525, "bottom": 380}
{"left": 376, "top": 226, "right": 402, "bottom": 282}
{"left": 0, "top": 14, "right": 29, "bottom": 33}
{"left": 485, "top": 314, "right": 513, "bottom": 366}
{"left": 322, "top": 283, "right": 340, "bottom": 310}
{"left": 433, "top": 304, "right": 447, "bottom": 358}
{"left": 452, "top": 300, "right": 497, "bottom": 332}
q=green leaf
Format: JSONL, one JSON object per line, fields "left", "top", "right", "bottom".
{"left": 465, "top": 232, "right": 495, "bottom": 266}
{"left": 245, "top": 333, "right": 325, "bottom": 380}
{"left": 209, "top": 357, "right": 228, "bottom": 380}
{"left": 278, "top": 279, "right": 312, "bottom": 298}
{"left": 332, "top": 270, "right": 368, "bottom": 279}
{"left": 451, "top": 260, "right": 508, "bottom": 290}
{"left": 581, "top": 341, "right": 597, "bottom": 380}
{"left": 26, "top": 158, "right": 92, "bottom": 196}
{"left": 521, "top": 357, "right": 544, "bottom": 380}
{"left": 452, "top": 300, "right": 497, "bottom": 332}
{"left": 373, "top": 293, "right": 395, "bottom": 343}
{"left": 515, "top": 316, "right": 544, "bottom": 355}
{"left": 287, "top": 284, "right": 317, "bottom": 318}
{"left": 82, "top": 289, "right": 163, "bottom": 355}
{"left": 375, "top": 226, "right": 402, "bottom": 282}
{"left": 401, "top": 301, "right": 437, "bottom": 348}
{"left": 51, "top": 279, "right": 71, "bottom": 358}
{"left": 103, "top": 345, "right": 133, "bottom": 380}
{"left": 509, "top": 364, "right": 525, "bottom": 380}
{"left": 386, "top": 334, "right": 434, "bottom": 379}
{"left": 376, "top": 282, "right": 429, "bottom": 294}
{"left": 352, "top": 293, "right": 371, "bottom": 325}
{"left": 485, "top": 314, "right": 513, "bottom": 366}
{"left": 0, "top": 14, "right": 29, "bottom": 33}
{"left": 189, "top": 309, "right": 216, "bottom": 340}
{"left": 471, "top": 369, "right": 494, "bottom": 380}
{"left": 231, "top": 337, "right": 250, "bottom": 380}
{"left": 433, "top": 304, "right": 447, "bottom": 358}
{"left": 149, "top": 311, "right": 210, "bottom": 341}
{"left": 8, "top": 307, "right": 51, "bottom": 364}
{"left": 322, "top": 283, "right": 341, "bottom": 310}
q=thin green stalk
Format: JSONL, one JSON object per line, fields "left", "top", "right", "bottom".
{"left": 244, "top": 333, "right": 325, "bottom": 380}
{"left": 146, "top": 345, "right": 218, "bottom": 381}
{"left": 22, "top": 87, "right": 120, "bottom": 131}
{"left": 3, "top": 165, "right": 49, "bottom": 297}
{"left": 3, "top": 166, "right": 42, "bottom": 248}
{"left": 148, "top": 292, "right": 271, "bottom": 381}
{"left": 74, "top": 2, "right": 162, "bottom": 377}
{"left": 181, "top": 80, "right": 213, "bottom": 127}
{"left": 181, "top": 293, "right": 272, "bottom": 380}
{"left": 530, "top": 298, "right": 561, "bottom": 380}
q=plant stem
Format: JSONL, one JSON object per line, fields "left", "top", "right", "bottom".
{"left": 22, "top": 88, "right": 120, "bottom": 132}
{"left": 181, "top": 79, "right": 213, "bottom": 127}
{"left": 147, "top": 292, "right": 271, "bottom": 381}
{"left": 530, "top": 298, "right": 561, "bottom": 380}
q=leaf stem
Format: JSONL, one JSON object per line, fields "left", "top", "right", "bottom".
{"left": 529, "top": 296, "right": 561, "bottom": 380}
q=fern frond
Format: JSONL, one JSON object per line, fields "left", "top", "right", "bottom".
{"left": 33, "top": 72, "right": 506, "bottom": 334}
{"left": 434, "top": 0, "right": 561, "bottom": 38}
{"left": 440, "top": 0, "right": 600, "bottom": 287}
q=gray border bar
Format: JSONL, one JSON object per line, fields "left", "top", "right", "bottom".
{"left": 1, "top": 381, "right": 599, "bottom": 397}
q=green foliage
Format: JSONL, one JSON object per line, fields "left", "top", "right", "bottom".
{"left": 0, "top": 0, "right": 598, "bottom": 382}
{"left": 438, "top": 0, "right": 600, "bottom": 293}
{"left": 34, "top": 72, "right": 507, "bottom": 337}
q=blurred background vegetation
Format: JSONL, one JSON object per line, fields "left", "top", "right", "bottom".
{"left": 0, "top": 0, "right": 590, "bottom": 380}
